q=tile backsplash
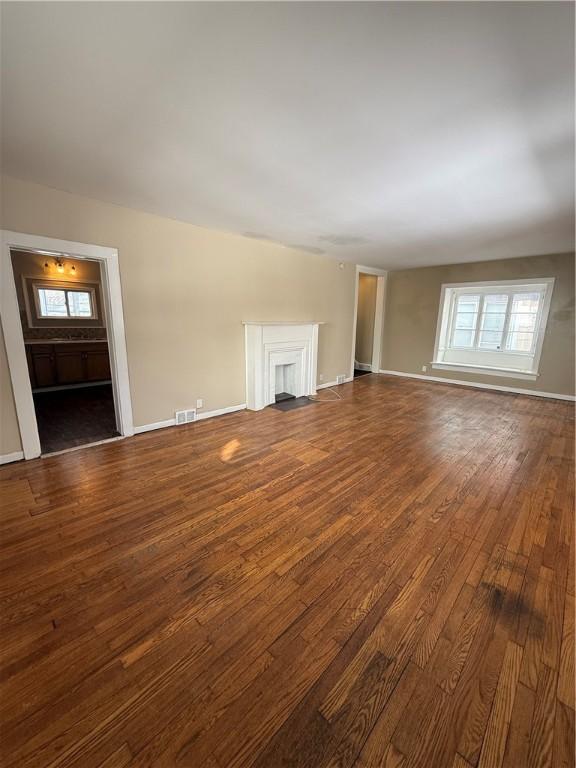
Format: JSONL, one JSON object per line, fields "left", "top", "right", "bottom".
{"left": 20, "top": 311, "right": 107, "bottom": 341}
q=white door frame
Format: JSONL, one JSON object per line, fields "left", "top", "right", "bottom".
{"left": 350, "top": 264, "right": 387, "bottom": 378}
{"left": 1, "top": 230, "right": 134, "bottom": 459}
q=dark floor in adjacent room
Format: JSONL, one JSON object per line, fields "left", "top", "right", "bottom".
{"left": 33, "top": 384, "right": 118, "bottom": 454}
{"left": 353, "top": 369, "right": 371, "bottom": 377}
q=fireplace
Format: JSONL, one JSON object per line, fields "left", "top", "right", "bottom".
{"left": 274, "top": 362, "right": 297, "bottom": 402}
{"left": 243, "top": 322, "right": 323, "bottom": 411}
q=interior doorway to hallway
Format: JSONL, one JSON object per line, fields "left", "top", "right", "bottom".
{"left": 350, "top": 265, "right": 387, "bottom": 379}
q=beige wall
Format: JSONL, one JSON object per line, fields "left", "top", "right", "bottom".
{"left": 355, "top": 273, "right": 377, "bottom": 366}
{"left": 382, "top": 252, "right": 575, "bottom": 396}
{"left": 0, "top": 176, "right": 356, "bottom": 455}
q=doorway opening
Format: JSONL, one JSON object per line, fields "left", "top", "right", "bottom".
{"left": 351, "top": 266, "right": 387, "bottom": 379}
{"left": 10, "top": 249, "right": 119, "bottom": 454}
{"left": 354, "top": 273, "right": 378, "bottom": 376}
{"left": 10, "top": 249, "right": 118, "bottom": 454}
{"left": 1, "top": 231, "right": 134, "bottom": 460}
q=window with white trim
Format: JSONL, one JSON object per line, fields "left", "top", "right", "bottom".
{"left": 33, "top": 284, "right": 97, "bottom": 320}
{"left": 432, "top": 279, "right": 554, "bottom": 380}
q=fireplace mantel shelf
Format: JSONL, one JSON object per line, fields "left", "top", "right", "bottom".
{"left": 242, "top": 321, "right": 325, "bottom": 326}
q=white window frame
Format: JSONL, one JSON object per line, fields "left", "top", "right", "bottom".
{"left": 32, "top": 281, "right": 98, "bottom": 321}
{"left": 432, "top": 277, "right": 555, "bottom": 380}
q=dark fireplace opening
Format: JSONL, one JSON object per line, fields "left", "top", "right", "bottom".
{"left": 275, "top": 391, "right": 296, "bottom": 403}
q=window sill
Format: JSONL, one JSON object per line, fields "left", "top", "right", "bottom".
{"left": 431, "top": 362, "right": 538, "bottom": 381}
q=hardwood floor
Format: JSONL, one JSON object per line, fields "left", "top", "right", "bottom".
{"left": 1, "top": 374, "right": 574, "bottom": 768}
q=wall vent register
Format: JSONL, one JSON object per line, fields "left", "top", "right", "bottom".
{"left": 175, "top": 409, "right": 196, "bottom": 425}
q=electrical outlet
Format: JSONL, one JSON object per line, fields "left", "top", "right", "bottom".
{"left": 196, "top": 398, "right": 203, "bottom": 409}
{"left": 422, "top": 365, "right": 427, "bottom": 372}
{"left": 319, "top": 373, "right": 324, "bottom": 382}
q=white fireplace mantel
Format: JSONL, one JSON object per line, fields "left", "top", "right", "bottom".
{"left": 243, "top": 321, "right": 323, "bottom": 411}
{"left": 242, "top": 321, "right": 325, "bottom": 326}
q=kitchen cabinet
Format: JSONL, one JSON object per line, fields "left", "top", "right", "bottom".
{"left": 26, "top": 342, "right": 111, "bottom": 388}
{"left": 26, "top": 344, "right": 57, "bottom": 388}
{"left": 83, "top": 347, "right": 112, "bottom": 382}
{"left": 55, "top": 347, "right": 85, "bottom": 384}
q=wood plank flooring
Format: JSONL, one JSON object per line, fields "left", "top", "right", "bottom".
{"left": 1, "top": 374, "right": 574, "bottom": 768}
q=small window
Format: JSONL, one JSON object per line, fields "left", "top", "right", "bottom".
{"left": 34, "top": 285, "right": 97, "bottom": 320}
{"left": 433, "top": 279, "right": 554, "bottom": 380}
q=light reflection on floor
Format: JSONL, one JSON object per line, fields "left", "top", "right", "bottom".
{"left": 220, "top": 438, "right": 241, "bottom": 462}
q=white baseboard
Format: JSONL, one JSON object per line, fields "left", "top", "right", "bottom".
{"left": 134, "top": 418, "right": 176, "bottom": 434}
{"left": 354, "top": 362, "right": 372, "bottom": 371}
{"left": 196, "top": 403, "right": 246, "bottom": 421}
{"left": 379, "top": 369, "right": 575, "bottom": 402}
{"left": 317, "top": 375, "right": 354, "bottom": 390}
{"left": 0, "top": 451, "right": 24, "bottom": 465}
{"left": 134, "top": 403, "right": 246, "bottom": 434}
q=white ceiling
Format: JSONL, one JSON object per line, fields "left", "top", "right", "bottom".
{"left": 1, "top": 2, "right": 574, "bottom": 269}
